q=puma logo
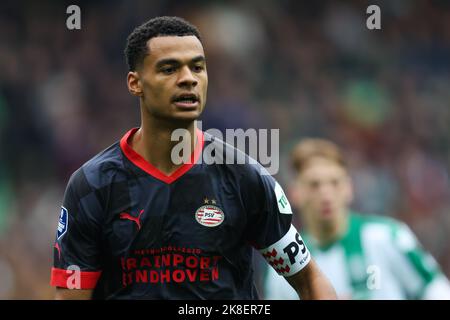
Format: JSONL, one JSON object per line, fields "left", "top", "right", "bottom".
{"left": 54, "top": 242, "right": 61, "bottom": 260}
{"left": 119, "top": 209, "right": 144, "bottom": 230}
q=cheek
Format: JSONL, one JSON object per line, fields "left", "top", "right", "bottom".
{"left": 332, "top": 189, "right": 350, "bottom": 208}
{"left": 343, "top": 188, "right": 353, "bottom": 205}
{"left": 142, "top": 75, "right": 170, "bottom": 99}
{"left": 147, "top": 82, "right": 164, "bottom": 98}
{"left": 200, "top": 75, "right": 208, "bottom": 95}
{"left": 339, "top": 184, "right": 352, "bottom": 201}
{"left": 299, "top": 191, "right": 319, "bottom": 208}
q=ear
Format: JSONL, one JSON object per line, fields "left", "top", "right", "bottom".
{"left": 127, "top": 71, "right": 143, "bottom": 97}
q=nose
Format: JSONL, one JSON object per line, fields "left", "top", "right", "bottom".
{"left": 177, "top": 66, "right": 198, "bottom": 88}
{"left": 318, "top": 183, "right": 333, "bottom": 200}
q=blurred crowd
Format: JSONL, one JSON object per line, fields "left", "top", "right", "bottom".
{"left": 0, "top": 0, "right": 449, "bottom": 298}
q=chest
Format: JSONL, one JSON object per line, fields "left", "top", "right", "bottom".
{"left": 100, "top": 174, "right": 248, "bottom": 257}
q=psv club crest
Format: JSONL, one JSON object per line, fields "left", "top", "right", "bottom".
{"left": 195, "top": 198, "right": 225, "bottom": 227}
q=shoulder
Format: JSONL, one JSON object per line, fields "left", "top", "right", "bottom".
{"left": 356, "top": 213, "right": 407, "bottom": 232}
{"left": 354, "top": 212, "right": 416, "bottom": 248}
{"left": 68, "top": 141, "right": 127, "bottom": 192}
{"left": 354, "top": 212, "right": 400, "bottom": 228}
{"left": 202, "top": 133, "right": 292, "bottom": 215}
{"left": 202, "top": 132, "right": 275, "bottom": 186}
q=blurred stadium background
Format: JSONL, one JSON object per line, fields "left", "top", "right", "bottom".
{"left": 0, "top": 0, "right": 450, "bottom": 299}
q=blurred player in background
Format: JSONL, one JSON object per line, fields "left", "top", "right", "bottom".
{"left": 263, "top": 138, "right": 450, "bottom": 299}
{"left": 50, "top": 16, "right": 336, "bottom": 300}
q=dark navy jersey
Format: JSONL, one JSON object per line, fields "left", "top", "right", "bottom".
{"left": 51, "top": 128, "right": 311, "bottom": 299}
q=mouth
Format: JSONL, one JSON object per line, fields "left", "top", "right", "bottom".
{"left": 320, "top": 206, "right": 333, "bottom": 217}
{"left": 172, "top": 93, "right": 200, "bottom": 109}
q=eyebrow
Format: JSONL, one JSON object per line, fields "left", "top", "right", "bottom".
{"left": 155, "top": 55, "right": 206, "bottom": 68}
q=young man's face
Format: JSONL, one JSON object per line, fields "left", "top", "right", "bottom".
{"left": 295, "top": 157, "right": 353, "bottom": 225}
{"left": 132, "top": 35, "right": 208, "bottom": 123}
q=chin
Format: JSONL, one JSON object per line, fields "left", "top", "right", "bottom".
{"left": 176, "top": 110, "right": 202, "bottom": 120}
{"left": 168, "top": 111, "right": 202, "bottom": 125}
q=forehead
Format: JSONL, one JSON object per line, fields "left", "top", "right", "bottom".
{"left": 299, "top": 158, "right": 348, "bottom": 180}
{"left": 146, "top": 35, "right": 204, "bottom": 63}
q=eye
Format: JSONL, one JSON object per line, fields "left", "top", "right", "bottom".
{"left": 193, "top": 64, "right": 204, "bottom": 73}
{"left": 309, "top": 181, "right": 319, "bottom": 190}
{"left": 161, "top": 66, "right": 176, "bottom": 74}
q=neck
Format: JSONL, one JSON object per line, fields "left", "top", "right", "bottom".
{"left": 131, "top": 109, "right": 198, "bottom": 176}
{"left": 307, "top": 210, "right": 349, "bottom": 247}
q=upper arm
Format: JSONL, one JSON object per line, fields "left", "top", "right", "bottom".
{"left": 242, "top": 170, "right": 311, "bottom": 277}
{"left": 285, "top": 260, "right": 315, "bottom": 298}
{"left": 244, "top": 171, "right": 294, "bottom": 249}
{"left": 55, "top": 288, "right": 94, "bottom": 300}
{"left": 50, "top": 169, "right": 103, "bottom": 291}
{"left": 285, "top": 259, "right": 337, "bottom": 300}
{"left": 241, "top": 167, "right": 335, "bottom": 299}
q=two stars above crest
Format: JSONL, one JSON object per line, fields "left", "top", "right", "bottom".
{"left": 203, "top": 197, "right": 217, "bottom": 205}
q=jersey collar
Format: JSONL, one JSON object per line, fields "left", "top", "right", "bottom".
{"left": 120, "top": 127, "right": 204, "bottom": 184}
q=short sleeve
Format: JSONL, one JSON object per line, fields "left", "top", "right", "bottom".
{"left": 50, "top": 168, "right": 104, "bottom": 289}
{"left": 243, "top": 169, "right": 311, "bottom": 277}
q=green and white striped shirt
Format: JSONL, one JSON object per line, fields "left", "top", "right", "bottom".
{"left": 263, "top": 213, "right": 450, "bottom": 299}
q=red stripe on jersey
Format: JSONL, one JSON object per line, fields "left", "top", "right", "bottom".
{"left": 50, "top": 267, "right": 102, "bottom": 289}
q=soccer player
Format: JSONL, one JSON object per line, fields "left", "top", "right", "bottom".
{"left": 50, "top": 16, "right": 336, "bottom": 300}
{"left": 263, "top": 138, "right": 450, "bottom": 299}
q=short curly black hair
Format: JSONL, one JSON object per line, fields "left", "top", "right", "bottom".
{"left": 124, "top": 16, "right": 202, "bottom": 71}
